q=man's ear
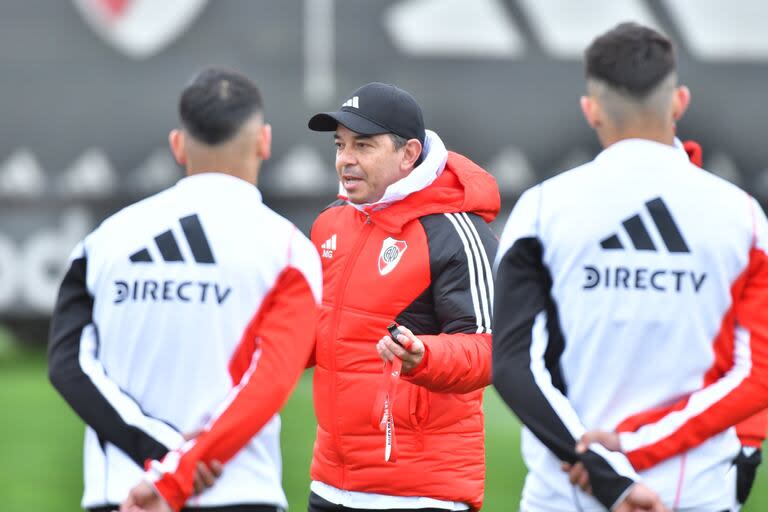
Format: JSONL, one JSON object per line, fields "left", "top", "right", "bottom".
{"left": 672, "top": 85, "right": 691, "bottom": 121}
{"left": 168, "top": 129, "right": 186, "bottom": 165}
{"left": 580, "top": 96, "right": 601, "bottom": 129}
{"left": 401, "top": 139, "right": 423, "bottom": 171}
{"left": 258, "top": 123, "right": 272, "bottom": 161}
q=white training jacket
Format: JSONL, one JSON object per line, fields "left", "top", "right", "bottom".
{"left": 492, "top": 139, "right": 768, "bottom": 511}
{"left": 48, "top": 172, "right": 322, "bottom": 510}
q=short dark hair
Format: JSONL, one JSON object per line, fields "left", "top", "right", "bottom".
{"left": 179, "top": 68, "right": 263, "bottom": 145}
{"left": 389, "top": 133, "right": 408, "bottom": 150}
{"left": 585, "top": 23, "right": 676, "bottom": 98}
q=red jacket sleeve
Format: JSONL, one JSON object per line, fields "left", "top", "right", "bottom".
{"left": 148, "top": 267, "right": 319, "bottom": 511}
{"left": 403, "top": 332, "right": 491, "bottom": 393}
{"left": 737, "top": 410, "right": 768, "bottom": 448}
{"left": 618, "top": 205, "right": 768, "bottom": 470}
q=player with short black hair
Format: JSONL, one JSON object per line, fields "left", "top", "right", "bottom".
{"left": 179, "top": 68, "right": 264, "bottom": 146}
{"left": 49, "top": 67, "right": 322, "bottom": 512}
{"left": 585, "top": 22, "right": 676, "bottom": 97}
{"left": 493, "top": 22, "right": 768, "bottom": 512}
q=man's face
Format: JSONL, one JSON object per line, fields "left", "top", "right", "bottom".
{"left": 334, "top": 124, "right": 405, "bottom": 204}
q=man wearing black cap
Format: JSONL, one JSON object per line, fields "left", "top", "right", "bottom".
{"left": 305, "top": 83, "right": 500, "bottom": 511}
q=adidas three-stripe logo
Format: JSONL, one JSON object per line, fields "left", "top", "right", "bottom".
{"left": 600, "top": 197, "right": 690, "bottom": 253}
{"left": 130, "top": 214, "right": 216, "bottom": 264}
{"left": 321, "top": 234, "right": 337, "bottom": 251}
{"left": 321, "top": 234, "right": 337, "bottom": 259}
{"left": 341, "top": 96, "right": 359, "bottom": 108}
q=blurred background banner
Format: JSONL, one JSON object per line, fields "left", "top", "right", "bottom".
{"left": 2, "top": 0, "right": 768, "bottom": 325}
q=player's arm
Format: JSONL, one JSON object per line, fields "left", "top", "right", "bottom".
{"left": 48, "top": 241, "right": 184, "bottom": 468}
{"left": 401, "top": 213, "right": 496, "bottom": 393}
{"left": 146, "top": 233, "right": 322, "bottom": 512}
{"left": 615, "top": 197, "right": 768, "bottom": 471}
{"left": 491, "top": 187, "right": 639, "bottom": 510}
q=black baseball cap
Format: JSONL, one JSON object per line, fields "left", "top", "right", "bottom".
{"left": 308, "top": 82, "right": 425, "bottom": 145}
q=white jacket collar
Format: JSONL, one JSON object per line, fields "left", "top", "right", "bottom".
{"left": 595, "top": 138, "right": 689, "bottom": 167}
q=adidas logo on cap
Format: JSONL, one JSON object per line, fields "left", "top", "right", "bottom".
{"left": 341, "top": 96, "right": 359, "bottom": 109}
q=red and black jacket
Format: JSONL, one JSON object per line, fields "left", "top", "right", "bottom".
{"left": 309, "top": 151, "right": 500, "bottom": 510}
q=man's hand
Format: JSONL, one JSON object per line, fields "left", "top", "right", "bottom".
{"left": 375, "top": 324, "right": 425, "bottom": 374}
{"left": 577, "top": 430, "right": 622, "bottom": 452}
{"left": 560, "top": 461, "right": 591, "bottom": 494}
{"left": 181, "top": 430, "right": 224, "bottom": 496}
{"left": 614, "top": 483, "right": 669, "bottom": 512}
{"left": 560, "top": 431, "right": 623, "bottom": 494}
{"left": 192, "top": 460, "right": 223, "bottom": 495}
{"left": 118, "top": 481, "right": 171, "bottom": 512}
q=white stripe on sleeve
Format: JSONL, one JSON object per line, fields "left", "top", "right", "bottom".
{"left": 444, "top": 213, "right": 484, "bottom": 333}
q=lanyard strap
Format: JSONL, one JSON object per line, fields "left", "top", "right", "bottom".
{"left": 371, "top": 357, "right": 403, "bottom": 462}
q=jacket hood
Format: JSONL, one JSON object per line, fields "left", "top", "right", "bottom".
{"left": 368, "top": 150, "right": 500, "bottom": 233}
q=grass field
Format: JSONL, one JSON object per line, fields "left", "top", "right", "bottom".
{"left": 0, "top": 341, "right": 765, "bottom": 511}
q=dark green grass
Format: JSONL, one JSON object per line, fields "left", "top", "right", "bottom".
{"left": 0, "top": 346, "right": 764, "bottom": 511}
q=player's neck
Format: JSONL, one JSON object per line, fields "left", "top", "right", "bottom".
{"left": 185, "top": 162, "right": 259, "bottom": 186}
{"left": 599, "top": 125, "right": 675, "bottom": 149}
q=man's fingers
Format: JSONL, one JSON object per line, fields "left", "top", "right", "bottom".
{"left": 381, "top": 337, "right": 414, "bottom": 362}
{"left": 376, "top": 338, "right": 395, "bottom": 362}
{"left": 197, "top": 461, "right": 217, "bottom": 489}
{"left": 567, "top": 464, "right": 580, "bottom": 485}
{"left": 577, "top": 467, "right": 590, "bottom": 491}
{"left": 210, "top": 459, "right": 223, "bottom": 477}
{"left": 183, "top": 429, "right": 202, "bottom": 441}
{"left": 580, "top": 430, "right": 621, "bottom": 451}
{"left": 193, "top": 470, "right": 204, "bottom": 495}
{"left": 567, "top": 462, "right": 581, "bottom": 484}
{"left": 395, "top": 325, "right": 419, "bottom": 349}
{"left": 396, "top": 334, "right": 413, "bottom": 350}
{"left": 565, "top": 461, "right": 591, "bottom": 492}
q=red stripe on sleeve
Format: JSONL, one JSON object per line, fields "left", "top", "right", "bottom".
{"left": 736, "top": 410, "right": 768, "bottom": 448}
{"left": 616, "top": 398, "right": 691, "bottom": 434}
{"left": 152, "top": 267, "right": 318, "bottom": 511}
{"left": 622, "top": 247, "right": 768, "bottom": 471}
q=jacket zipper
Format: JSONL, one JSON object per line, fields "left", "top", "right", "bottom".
{"left": 329, "top": 211, "right": 373, "bottom": 486}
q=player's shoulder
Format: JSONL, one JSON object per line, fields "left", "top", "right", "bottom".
{"left": 690, "top": 163, "right": 751, "bottom": 202}
{"left": 316, "top": 199, "right": 349, "bottom": 220}
{"left": 312, "top": 198, "right": 351, "bottom": 232}
{"left": 419, "top": 211, "right": 491, "bottom": 238}
{"left": 540, "top": 160, "right": 599, "bottom": 193}
{"left": 91, "top": 187, "right": 175, "bottom": 240}
{"left": 418, "top": 212, "right": 496, "bottom": 268}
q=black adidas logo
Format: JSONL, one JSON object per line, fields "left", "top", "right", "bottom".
{"left": 130, "top": 214, "right": 215, "bottom": 264}
{"left": 600, "top": 197, "right": 689, "bottom": 253}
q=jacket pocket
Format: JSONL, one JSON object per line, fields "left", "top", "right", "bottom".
{"left": 409, "top": 384, "right": 430, "bottom": 427}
